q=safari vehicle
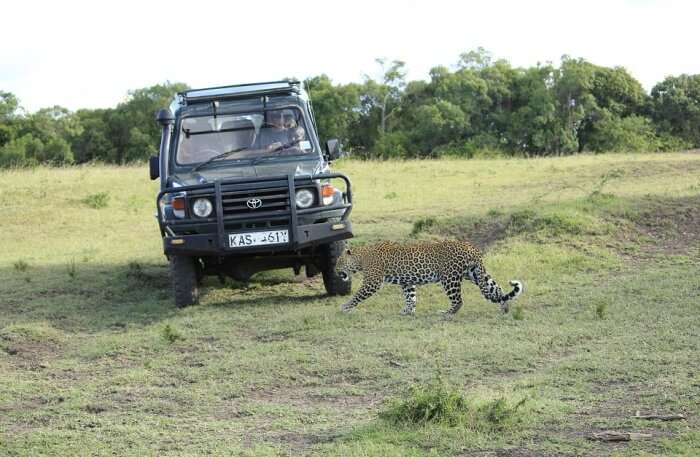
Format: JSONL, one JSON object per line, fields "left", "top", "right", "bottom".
{"left": 149, "top": 81, "right": 353, "bottom": 307}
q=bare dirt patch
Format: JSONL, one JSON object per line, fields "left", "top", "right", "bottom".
{"left": 463, "top": 449, "right": 548, "bottom": 457}
{"left": 248, "top": 384, "right": 381, "bottom": 411}
{"left": 629, "top": 195, "right": 700, "bottom": 257}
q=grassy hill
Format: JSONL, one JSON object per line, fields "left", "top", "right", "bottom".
{"left": 1, "top": 153, "right": 699, "bottom": 456}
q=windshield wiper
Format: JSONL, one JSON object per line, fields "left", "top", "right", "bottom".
{"left": 191, "top": 146, "right": 250, "bottom": 172}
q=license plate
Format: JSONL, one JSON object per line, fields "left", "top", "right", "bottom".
{"left": 228, "top": 230, "right": 289, "bottom": 248}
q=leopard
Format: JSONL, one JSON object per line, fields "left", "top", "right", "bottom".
{"left": 335, "top": 240, "right": 522, "bottom": 315}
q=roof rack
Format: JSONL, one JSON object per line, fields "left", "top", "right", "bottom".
{"left": 178, "top": 80, "right": 301, "bottom": 104}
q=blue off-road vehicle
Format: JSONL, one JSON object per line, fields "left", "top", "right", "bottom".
{"left": 149, "top": 81, "right": 353, "bottom": 307}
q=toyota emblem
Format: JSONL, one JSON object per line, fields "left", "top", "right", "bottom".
{"left": 246, "top": 198, "right": 263, "bottom": 209}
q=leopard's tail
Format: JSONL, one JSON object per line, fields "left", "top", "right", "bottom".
{"left": 473, "top": 267, "right": 523, "bottom": 313}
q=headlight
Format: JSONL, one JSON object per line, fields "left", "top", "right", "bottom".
{"left": 295, "top": 189, "right": 315, "bottom": 208}
{"left": 192, "top": 198, "right": 213, "bottom": 218}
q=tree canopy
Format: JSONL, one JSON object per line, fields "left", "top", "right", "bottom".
{"left": 1, "top": 52, "right": 698, "bottom": 167}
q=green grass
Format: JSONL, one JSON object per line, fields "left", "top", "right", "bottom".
{"left": 1, "top": 153, "right": 699, "bottom": 456}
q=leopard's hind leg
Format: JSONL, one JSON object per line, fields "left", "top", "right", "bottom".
{"left": 400, "top": 284, "right": 417, "bottom": 315}
{"left": 440, "top": 272, "right": 464, "bottom": 315}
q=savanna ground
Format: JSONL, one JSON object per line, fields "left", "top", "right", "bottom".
{"left": 1, "top": 153, "right": 699, "bottom": 456}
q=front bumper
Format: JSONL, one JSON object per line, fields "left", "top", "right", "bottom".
{"left": 163, "top": 220, "right": 352, "bottom": 256}
{"left": 157, "top": 173, "right": 353, "bottom": 256}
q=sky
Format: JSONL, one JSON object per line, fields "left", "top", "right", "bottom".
{"left": 2, "top": 0, "right": 699, "bottom": 113}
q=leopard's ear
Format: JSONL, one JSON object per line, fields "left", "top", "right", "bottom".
{"left": 346, "top": 249, "right": 352, "bottom": 256}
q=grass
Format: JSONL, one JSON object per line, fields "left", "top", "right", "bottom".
{"left": 81, "top": 191, "right": 110, "bottom": 209}
{"left": 0, "top": 153, "right": 699, "bottom": 456}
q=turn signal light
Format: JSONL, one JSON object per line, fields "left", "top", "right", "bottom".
{"left": 321, "top": 184, "right": 336, "bottom": 205}
{"left": 321, "top": 184, "right": 335, "bottom": 198}
{"left": 172, "top": 197, "right": 186, "bottom": 211}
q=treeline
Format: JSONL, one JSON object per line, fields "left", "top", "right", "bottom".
{"left": 0, "top": 83, "right": 188, "bottom": 168}
{"left": 2, "top": 50, "right": 700, "bottom": 167}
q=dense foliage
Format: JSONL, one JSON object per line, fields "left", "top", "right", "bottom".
{"left": 2, "top": 50, "right": 699, "bottom": 166}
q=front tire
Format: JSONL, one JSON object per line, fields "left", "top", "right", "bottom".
{"left": 169, "top": 255, "right": 199, "bottom": 308}
{"left": 321, "top": 240, "right": 351, "bottom": 296}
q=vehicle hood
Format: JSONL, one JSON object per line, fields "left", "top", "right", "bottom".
{"left": 171, "top": 159, "right": 326, "bottom": 187}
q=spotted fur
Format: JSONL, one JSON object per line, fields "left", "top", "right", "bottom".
{"left": 335, "top": 240, "right": 522, "bottom": 315}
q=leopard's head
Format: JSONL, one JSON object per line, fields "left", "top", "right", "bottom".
{"left": 335, "top": 248, "right": 362, "bottom": 282}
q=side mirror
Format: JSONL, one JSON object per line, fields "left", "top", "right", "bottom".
{"left": 149, "top": 155, "right": 159, "bottom": 180}
{"left": 325, "top": 139, "right": 343, "bottom": 161}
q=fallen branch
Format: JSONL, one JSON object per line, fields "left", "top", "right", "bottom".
{"left": 633, "top": 411, "right": 686, "bottom": 421}
{"left": 590, "top": 431, "right": 653, "bottom": 442}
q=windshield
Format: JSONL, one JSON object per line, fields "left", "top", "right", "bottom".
{"left": 175, "top": 107, "right": 314, "bottom": 166}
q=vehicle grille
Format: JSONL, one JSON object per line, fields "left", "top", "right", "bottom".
{"left": 220, "top": 186, "right": 290, "bottom": 216}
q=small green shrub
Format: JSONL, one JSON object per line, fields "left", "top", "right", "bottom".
{"left": 380, "top": 382, "right": 468, "bottom": 426}
{"left": 82, "top": 192, "right": 110, "bottom": 209}
{"left": 595, "top": 302, "right": 608, "bottom": 319}
{"left": 126, "top": 261, "right": 143, "bottom": 280}
{"left": 507, "top": 209, "right": 588, "bottom": 236}
{"left": 66, "top": 259, "right": 77, "bottom": 279}
{"left": 411, "top": 217, "right": 437, "bottom": 236}
{"left": 384, "top": 192, "right": 398, "bottom": 200}
{"left": 379, "top": 381, "right": 527, "bottom": 431}
{"left": 478, "top": 397, "right": 527, "bottom": 431}
{"left": 487, "top": 208, "right": 503, "bottom": 217}
{"left": 512, "top": 305, "right": 524, "bottom": 321}
{"left": 162, "top": 324, "right": 183, "bottom": 343}
{"left": 13, "top": 259, "right": 29, "bottom": 272}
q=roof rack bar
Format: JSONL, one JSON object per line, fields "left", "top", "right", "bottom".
{"left": 178, "top": 80, "right": 300, "bottom": 97}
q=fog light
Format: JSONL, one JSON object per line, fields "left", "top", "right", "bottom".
{"left": 295, "top": 189, "right": 314, "bottom": 208}
{"left": 192, "top": 198, "right": 213, "bottom": 217}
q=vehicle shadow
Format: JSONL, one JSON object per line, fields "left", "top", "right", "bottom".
{"left": 0, "top": 261, "right": 177, "bottom": 333}
{"left": 0, "top": 261, "right": 332, "bottom": 333}
{"left": 205, "top": 292, "right": 331, "bottom": 310}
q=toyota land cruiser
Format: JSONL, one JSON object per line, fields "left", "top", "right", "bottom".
{"left": 149, "top": 81, "right": 353, "bottom": 307}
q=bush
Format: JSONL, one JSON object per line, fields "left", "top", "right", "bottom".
{"left": 379, "top": 383, "right": 469, "bottom": 426}
{"left": 41, "top": 137, "right": 74, "bottom": 164}
{"left": 0, "top": 134, "right": 42, "bottom": 167}
{"left": 379, "top": 381, "right": 527, "bottom": 431}
{"left": 162, "top": 324, "right": 184, "bottom": 343}
{"left": 587, "top": 114, "right": 660, "bottom": 153}
{"left": 82, "top": 192, "right": 110, "bottom": 209}
{"left": 0, "top": 134, "right": 74, "bottom": 167}
{"left": 374, "top": 131, "right": 409, "bottom": 159}
{"left": 410, "top": 217, "right": 437, "bottom": 236}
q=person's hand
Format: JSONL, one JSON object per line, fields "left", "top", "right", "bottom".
{"left": 266, "top": 142, "right": 282, "bottom": 151}
{"left": 292, "top": 127, "right": 305, "bottom": 142}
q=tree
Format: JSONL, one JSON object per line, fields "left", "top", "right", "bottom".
{"left": 71, "top": 109, "right": 116, "bottom": 163}
{"left": 651, "top": 74, "right": 700, "bottom": 147}
{"left": 304, "top": 75, "right": 361, "bottom": 147}
{"left": 366, "top": 58, "right": 406, "bottom": 136}
{"left": 0, "top": 91, "right": 20, "bottom": 147}
{"left": 109, "top": 82, "right": 189, "bottom": 163}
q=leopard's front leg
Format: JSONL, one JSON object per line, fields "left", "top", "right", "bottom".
{"left": 341, "top": 275, "right": 383, "bottom": 313}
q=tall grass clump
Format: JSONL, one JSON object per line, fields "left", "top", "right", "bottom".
{"left": 13, "top": 259, "right": 29, "bottom": 272}
{"left": 410, "top": 217, "right": 437, "bottom": 236}
{"left": 82, "top": 191, "right": 110, "bottom": 209}
{"left": 380, "top": 380, "right": 527, "bottom": 431}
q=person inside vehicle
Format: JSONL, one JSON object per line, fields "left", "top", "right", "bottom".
{"left": 260, "top": 109, "right": 305, "bottom": 152}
